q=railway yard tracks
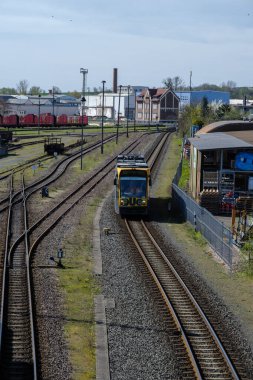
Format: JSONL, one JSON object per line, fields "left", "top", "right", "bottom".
{"left": 0, "top": 134, "right": 116, "bottom": 212}
{"left": 0, "top": 131, "right": 164, "bottom": 378}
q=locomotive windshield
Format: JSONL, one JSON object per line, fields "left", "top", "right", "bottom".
{"left": 120, "top": 176, "right": 147, "bottom": 197}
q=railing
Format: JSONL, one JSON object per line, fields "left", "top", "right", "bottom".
{"left": 172, "top": 162, "right": 235, "bottom": 268}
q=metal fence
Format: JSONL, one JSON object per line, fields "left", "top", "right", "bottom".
{"left": 172, "top": 164, "right": 235, "bottom": 267}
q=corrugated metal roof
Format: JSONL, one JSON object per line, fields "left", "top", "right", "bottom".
{"left": 189, "top": 132, "right": 253, "bottom": 150}
{"left": 197, "top": 120, "right": 253, "bottom": 134}
{"left": 225, "top": 130, "right": 253, "bottom": 145}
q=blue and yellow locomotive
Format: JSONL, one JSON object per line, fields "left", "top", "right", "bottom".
{"left": 114, "top": 154, "right": 151, "bottom": 215}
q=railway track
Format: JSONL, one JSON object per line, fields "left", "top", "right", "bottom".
{"left": 0, "top": 134, "right": 116, "bottom": 211}
{"left": 0, "top": 173, "right": 36, "bottom": 379}
{"left": 0, "top": 131, "right": 171, "bottom": 378}
{"left": 0, "top": 135, "right": 95, "bottom": 181}
{"left": 0, "top": 131, "right": 166, "bottom": 378}
{"left": 119, "top": 133, "right": 245, "bottom": 379}
{"left": 125, "top": 219, "right": 240, "bottom": 380}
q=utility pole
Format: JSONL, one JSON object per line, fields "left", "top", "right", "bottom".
{"left": 116, "top": 85, "right": 122, "bottom": 144}
{"left": 101, "top": 80, "right": 106, "bottom": 154}
{"left": 127, "top": 85, "right": 130, "bottom": 138}
{"left": 38, "top": 94, "right": 41, "bottom": 134}
{"left": 80, "top": 96, "right": 85, "bottom": 170}
{"left": 80, "top": 68, "right": 88, "bottom": 169}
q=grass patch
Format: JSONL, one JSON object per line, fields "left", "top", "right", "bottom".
{"left": 153, "top": 133, "right": 182, "bottom": 198}
{"left": 184, "top": 223, "right": 207, "bottom": 247}
{"left": 237, "top": 241, "right": 253, "bottom": 278}
{"left": 59, "top": 197, "right": 101, "bottom": 380}
{"left": 178, "top": 157, "right": 190, "bottom": 190}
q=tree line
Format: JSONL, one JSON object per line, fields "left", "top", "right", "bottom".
{"left": 178, "top": 96, "right": 244, "bottom": 137}
{"left": 1, "top": 76, "right": 253, "bottom": 99}
{"left": 0, "top": 80, "right": 112, "bottom": 97}
{"left": 162, "top": 76, "right": 253, "bottom": 99}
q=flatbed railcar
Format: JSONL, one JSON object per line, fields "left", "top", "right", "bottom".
{"left": 114, "top": 154, "right": 151, "bottom": 216}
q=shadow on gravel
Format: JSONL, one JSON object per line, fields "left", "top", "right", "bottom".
{"left": 0, "top": 153, "right": 18, "bottom": 159}
{"left": 148, "top": 197, "right": 185, "bottom": 224}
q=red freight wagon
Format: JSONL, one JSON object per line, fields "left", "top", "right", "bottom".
{"left": 40, "top": 113, "right": 56, "bottom": 126}
{"left": 57, "top": 114, "right": 68, "bottom": 125}
{"left": 3, "top": 115, "right": 19, "bottom": 126}
{"left": 79, "top": 115, "right": 88, "bottom": 125}
{"left": 67, "top": 115, "right": 78, "bottom": 124}
{"left": 19, "top": 114, "right": 38, "bottom": 125}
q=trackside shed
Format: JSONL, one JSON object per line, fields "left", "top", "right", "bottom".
{"left": 189, "top": 121, "right": 253, "bottom": 214}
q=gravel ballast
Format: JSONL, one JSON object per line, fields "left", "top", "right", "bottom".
{"left": 100, "top": 195, "right": 183, "bottom": 380}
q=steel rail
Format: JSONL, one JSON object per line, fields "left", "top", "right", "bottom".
{"left": 125, "top": 219, "right": 202, "bottom": 380}
{"left": 125, "top": 218, "right": 240, "bottom": 379}
{"left": 142, "top": 220, "right": 240, "bottom": 380}
{"left": 23, "top": 175, "right": 37, "bottom": 379}
{"left": 0, "top": 172, "right": 36, "bottom": 378}
{"left": 0, "top": 174, "right": 13, "bottom": 355}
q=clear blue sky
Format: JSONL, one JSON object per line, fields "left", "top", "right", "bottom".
{"left": 0, "top": 0, "right": 252, "bottom": 92}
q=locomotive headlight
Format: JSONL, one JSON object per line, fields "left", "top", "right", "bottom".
{"left": 141, "top": 199, "right": 147, "bottom": 205}
{"left": 120, "top": 200, "right": 125, "bottom": 206}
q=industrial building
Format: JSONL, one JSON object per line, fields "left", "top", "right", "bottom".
{"left": 1, "top": 94, "right": 80, "bottom": 117}
{"left": 176, "top": 90, "right": 230, "bottom": 109}
{"left": 83, "top": 86, "right": 146, "bottom": 120}
{"left": 136, "top": 88, "right": 179, "bottom": 123}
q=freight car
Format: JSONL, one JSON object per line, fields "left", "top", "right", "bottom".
{"left": 0, "top": 113, "right": 88, "bottom": 128}
{"left": 2, "top": 115, "right": 19, "bottom": 128}
{"left": 44, "top": 137, "right": 65, "bottom": 155}
{"left": 114, "top": 154, "right": 151, "bottom": 216}
{"left": 19, "top": 114, "right": 38, "bottom": 126}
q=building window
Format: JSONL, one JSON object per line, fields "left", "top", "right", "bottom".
{"left": 153, "top": 113, "right": 157, "bottom": 119}
{"left": 137, "top": 103, "right": 142, "bottom": 110}
{"left": 137, "top": 112, "right": 142, "bottom": 118}
{"left": 153, "top": 103, "right": 158, "bottom": 110}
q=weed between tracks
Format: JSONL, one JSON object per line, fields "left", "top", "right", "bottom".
{"left": 59, "top": 197, "right": 101, "bottom": 380}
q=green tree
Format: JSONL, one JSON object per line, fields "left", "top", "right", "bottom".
{"left": 16, "top": 79, "right": 29, "bottom": 94}
{"left": 66, "top": 90, "right": 81, "bottom": 98}
{"left": 0, "top": 87, "right": 17, "bottom": 94}
{"left": 201, "top": 96, "right": 209, "bottom": 118}
{"left": 29, "top": 86, "right": 43, "bottom": 95}
{"left": 52, "top": 86, "right": 61, "bottom": 94}
{"left": 163, "top": 76, "right": 185, "bottom": 91}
